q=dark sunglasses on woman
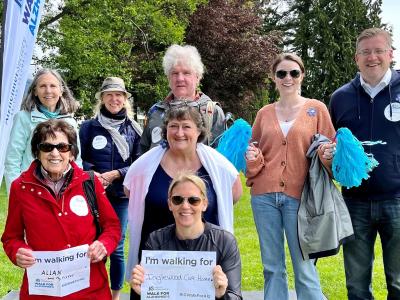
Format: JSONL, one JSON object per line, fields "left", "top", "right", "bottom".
{"left": 276, "top": 69, "right": 301, "bottom": 79}
{"left": 37, "top": 143, "right": 72, "bottom": 153}
{"left": 170, "top": 195, "right": 202, "bottom": 206}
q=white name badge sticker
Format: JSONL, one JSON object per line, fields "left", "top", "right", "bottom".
{"left": 92, "top": 135, "right": 107, "bottom": 149}
{"left": 151, "top": 127, "right": 162, "bottom": 144}
{"left": 70, "top": 195, "right": 89, "bottom": 216}
{"left": 384, "top": 103, "right": 400, "bottom": 122}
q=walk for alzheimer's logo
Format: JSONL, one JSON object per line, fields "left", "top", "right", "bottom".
{"left": 34, "top": 278, "right": 54, "bottom": 289}
{"left": 145, "top": 286, "right": 170, "bottom": 299}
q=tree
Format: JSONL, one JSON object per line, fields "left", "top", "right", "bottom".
{"left": 37, "top": 0, "right": 206, "bottom": 118}
{"left": 186, "top": 0, "right": 281, "bottom": 121}
{"left": 261, "top": 0, "right": 383, "bottom": 104}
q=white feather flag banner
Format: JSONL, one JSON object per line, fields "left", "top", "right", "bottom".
{"left": 0, "top": 0, "right": 44, "bottom": 184}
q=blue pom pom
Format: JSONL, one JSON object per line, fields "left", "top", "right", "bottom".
{"left": 216, "top": 118, "right": 252, "bottom": 172}
{"left": 333, "top": 127, "right": 382, "bottom": 188}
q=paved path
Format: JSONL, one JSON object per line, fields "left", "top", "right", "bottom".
{"left": 3, "top": 290, "right": 296, "bottom": 300}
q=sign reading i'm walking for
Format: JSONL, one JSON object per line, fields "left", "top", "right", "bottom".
{"left": 141, "top": 250, "right": 216, "bottom": 300}
{"left": 26, "top": 244, "right": 90, "bottom": 297}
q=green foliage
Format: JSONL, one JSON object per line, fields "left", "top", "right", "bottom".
{"left": 0, "top": 2, "right": 3, "bottom": 23}
{"left": 185, "top": 0, "right": 281, "bottom": 122}
{"left": 261, "top": 0, "right": 383, "bottom": 104}
{"left": 37, "top": 0, "right": 206, "bottom": 118}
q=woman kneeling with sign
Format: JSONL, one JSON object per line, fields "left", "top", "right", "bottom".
{"left": 130, "top": 172, "right": 242, "bottom": 299}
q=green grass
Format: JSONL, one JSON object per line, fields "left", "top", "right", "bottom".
{"left": 0, "top": 180, "right": 24, "bottom": 296}
{"left": 0, "top": 177, "right": 387, "bottom": 299}
{"left": 235, "top": 176, "right": 386, "bottom": 299}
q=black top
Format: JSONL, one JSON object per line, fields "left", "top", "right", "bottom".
{"left": 140, "top": 165, "right": 218, "bottom": 253}
{"left": 145, "top": 222, "right": 242, "bottom": 300}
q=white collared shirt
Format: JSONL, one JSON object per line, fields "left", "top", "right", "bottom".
{"left": 360, "top": 69, "right": 392, "bottom": 98}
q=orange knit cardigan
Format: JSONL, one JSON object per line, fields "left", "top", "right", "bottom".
{"left": 246, "top": 99, "right": 336, "bottom": 200}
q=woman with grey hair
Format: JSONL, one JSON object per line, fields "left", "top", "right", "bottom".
{"left": 4, "top": 68, "right": 81, "bottom": 192}
{"left": 139, "top": 44, "right": 226, "bottom": 153}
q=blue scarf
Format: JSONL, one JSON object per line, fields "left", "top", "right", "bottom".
{"left": 38, "top": 104, "right": 61, "bottom": 119}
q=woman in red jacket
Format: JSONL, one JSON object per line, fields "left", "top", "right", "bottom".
{"left": 2, "top": 119, "right": 121, "bottom": 299}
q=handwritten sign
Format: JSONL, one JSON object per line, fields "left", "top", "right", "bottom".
{"left": 141, "top": 250, "right": 216, "bottom": 300}
{"left": 27, "top": 244, "right": 90, "bottom": 297}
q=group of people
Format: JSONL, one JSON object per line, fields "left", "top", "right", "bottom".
{"left": 246, "top": 27, "right": 400, "bottom": 300}
{"left": 1, "top": 26, "right": 399, "bottom": 300}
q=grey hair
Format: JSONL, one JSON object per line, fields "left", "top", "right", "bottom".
{"left": 161, "top": 105, "right": 208, "bottom": 143}
{"left": 162, "top": 44, "right": 205, "bottom": 81}
{"left": 20, "top": 69, "right": 79, "bottom": 114}
{"left": 356, "top": 28, "right": 393, "bottom": 50}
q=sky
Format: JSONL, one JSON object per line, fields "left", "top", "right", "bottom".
{"left": 382, "top": 0, "right": 399, "bottom": 68}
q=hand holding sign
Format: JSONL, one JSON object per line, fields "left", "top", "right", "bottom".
{"left": 88, "top": 240, "right": 107, "bottom": 263}
{"left": 16, "top": 247, "right": 36, "bottom": 268}
{"left": 213, "top": 265, "right": 228, "bottom": 298}
{"left": 139, "top": 250, "right": 217, "bottom": 300}
{"left": 131, "top": 264, "right": 145, "bottom": 295}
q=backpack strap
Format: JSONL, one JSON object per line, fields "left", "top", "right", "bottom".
{"left": 82, "top": 171, "right": 101, "bottom": 238}
{"left": 204, "top": 100, "right": 218, "bottom": 144}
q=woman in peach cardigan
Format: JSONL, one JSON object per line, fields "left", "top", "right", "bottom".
{"left": 245, "top": 53, "right": 335, "bottom": 300}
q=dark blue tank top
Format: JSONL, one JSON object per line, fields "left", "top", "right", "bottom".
{"left": 140, "top": 165, "right": 218, "bottom": 252}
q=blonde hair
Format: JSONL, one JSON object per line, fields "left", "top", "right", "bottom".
{"left": 168, "top": 171, "right": 207, "bottom": 199}
{"left": 94, "top": 94, "right": 134, "bottom": 119}
{"left": 356, "top": 28, "right": 392, "bottom": 50}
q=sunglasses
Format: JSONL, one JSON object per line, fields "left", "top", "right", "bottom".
{"left": 167, "top": 100, "right": 201, "bottom": 111}
{"left": 38, "top": 143, "right": 72, "bottom": 153}
{"left": 170, "top": 195, "right": 203, "bottom": 206}
{"left": 275, "top": 69, "right": 301, "bottom": 79}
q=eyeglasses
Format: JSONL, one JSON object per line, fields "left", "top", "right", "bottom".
{"left": 357, "top": 48, "right": 389, "bottom": 56}
{"left": 170, "top": 195, "right": 203, "bottom": 206}
{"left": 38, "top": 143, "right": 72, "bottom": 153}
{"left": 275, "top": 69, "right": 301, "bottom": 79}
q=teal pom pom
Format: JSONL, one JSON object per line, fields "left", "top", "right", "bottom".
{"left": 216, "top": 118, "right": 252, "bottom": 172}
{"left": 333, "top": 127, "right": 383, "bottom": 188}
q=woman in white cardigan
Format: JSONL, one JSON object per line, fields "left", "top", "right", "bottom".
{"left": 123, "top": 105, "right": 242, "bottom": 299}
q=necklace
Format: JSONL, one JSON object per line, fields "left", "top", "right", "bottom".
{"left": 275, "top": 98, "right": 306, "bottom": 123}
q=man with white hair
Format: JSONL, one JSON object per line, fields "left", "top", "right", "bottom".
{"left": 139, "top": 44, "right": 226, "bottom": 153}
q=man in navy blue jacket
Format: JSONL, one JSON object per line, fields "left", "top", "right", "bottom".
{"left": 330, "top": 28, "right": 400, "bottom": 300}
